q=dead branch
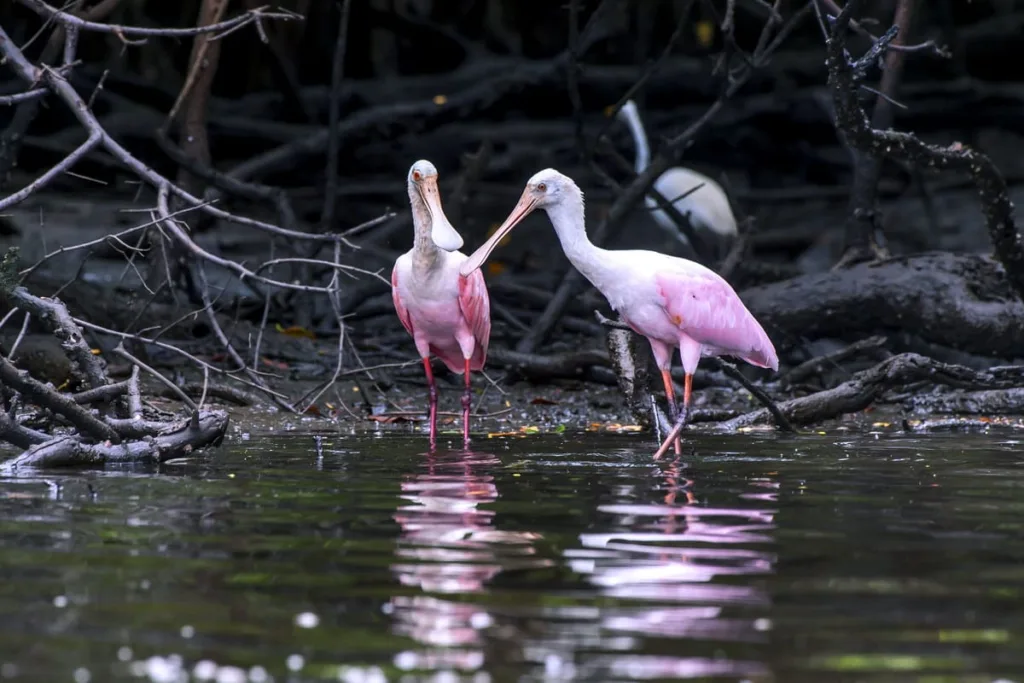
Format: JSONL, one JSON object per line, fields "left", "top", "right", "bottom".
{"left": 718, "top": 352, "right": 1024, "bottom": 430}
{"left": 0, "top": 407, "right": 50, "bottom": 449}
{"left": 156, "top": 382, "right": 258, "bottom": 407}
{"left": 110, "top": 342, "right": 198, "bottom": 416}
{"left": 17, "top": 0, "right": 299, "bottom": 40}
{"left": 1, "top": 249, "right": 108, "bottom": 390}
{"left": 0, "top": 24, "right": 344, "bottom": 244}
{"left": 1, "top": 409, "right": 229, "bottom": 471}
{"left": 0, "top": 353, "right": 120, "bottom": 443}
{"left": 152, "top": 186, "right": 382, "bottom": 294}
{"left": 825, "top": 0, "right": 1024, "bottom": 301}
{"left": 834, "top": 0, "right": 923, "bottom": 266}
{"left": 193, "top": 263, "right": 293, "bottom": 412}
{"left": 815, "top": 0, "right": 949, "bottom": 56}
{"left": 780, "top": 335, "right": 889, "bottom": 386}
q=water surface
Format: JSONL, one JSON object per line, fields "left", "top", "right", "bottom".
{"left": 0, "top": 431, "right": 1021, "bottom": 682}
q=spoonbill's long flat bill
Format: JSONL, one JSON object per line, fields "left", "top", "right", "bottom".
{"left": 616, "top": 99, "right": 738, "bottom": 260}
{"left": 391, "top": 160, "right": 491, "bottom": 448}
{"left": 460, "top": 169, "right": 776, "bottom": 458}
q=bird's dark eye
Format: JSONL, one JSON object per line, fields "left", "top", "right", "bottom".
{"left": 412, "top": 171, "right": 422, "bottom": 180}
{"left": 538, "top": 183, "right": 547, "bottom": 192}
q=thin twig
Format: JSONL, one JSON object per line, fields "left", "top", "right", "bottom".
{"left": 111, "top": 343, "right": 198, "bottom": 418}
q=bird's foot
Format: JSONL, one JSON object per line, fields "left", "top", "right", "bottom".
{"left": 653, "top": 402, "right": 690, "bottom": 461}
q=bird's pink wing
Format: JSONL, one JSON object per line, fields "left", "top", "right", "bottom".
{"left": 391, "top": 267, "right": 415, "bottom": 336}
{"left": 655, "top": 270, "right": 778, "bottom": 370}
{"left": 458, "top": 268, "right": 491, "bottom": 370}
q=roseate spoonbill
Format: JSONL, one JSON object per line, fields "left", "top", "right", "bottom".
{"left": 460, "top": 169, "right": 777, "bottom": 459}
{"left": 616, "top": 99, "right": 738, "bottom": 259}
{"left": 392, "top": 160, "right": 491, "bottom": 448}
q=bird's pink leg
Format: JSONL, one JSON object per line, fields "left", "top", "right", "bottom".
{"left": 654, "top": 373, "right": 692, "bottom": 460}
{"left": 462, "top": 358, "right": 472, "bottom": 447}
{"left": 660, "top": 369, "right": 682, "bottom": 456}
{"left": 422, "top": 357, "right": 438, "bottom": 450}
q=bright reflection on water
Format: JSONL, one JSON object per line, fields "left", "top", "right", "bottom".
{"left": 0, "top": 432, "right": 1022, "bottom": 682}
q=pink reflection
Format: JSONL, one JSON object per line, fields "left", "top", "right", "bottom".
{"left": 566, "top": 457, "right": 779, "bottom": 651}
{"left": 390, "top": 449, "right": 544, "bottom": 594}
{"left": 604, "top": 654, "right": 771, "bottom": 680}
{"left": 387, "top": 448, "right": 548, "bottom": 671}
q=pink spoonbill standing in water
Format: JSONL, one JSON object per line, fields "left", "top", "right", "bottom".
{"left": 392, "top": 160, "right": 491, "bottom": 448}
{"left": 460, "top": 169, "right": 777, "bottom": 459}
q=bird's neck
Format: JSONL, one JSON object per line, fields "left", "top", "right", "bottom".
{"left": 545, "top": 197, "right": 607, "bottom": 284}
{"left": 409, "top": 191, "right": 441, "bottom": 269}
{"left": 623, "top": 107, "right": 651, "bottom": 174}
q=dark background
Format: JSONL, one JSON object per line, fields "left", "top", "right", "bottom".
{"left": 0, "top": 0, "right": 1022, "bottom": 368}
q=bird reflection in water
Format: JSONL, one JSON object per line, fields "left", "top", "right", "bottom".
{"left": 552, "top": 456, "right": 779, "bottom": 681}
{"left": 387, "top": 448, "right": 548, "bottom": 675}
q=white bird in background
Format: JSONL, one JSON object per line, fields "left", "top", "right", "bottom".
{"left": 616, "top": 99, "right": 738, "bottom": 260}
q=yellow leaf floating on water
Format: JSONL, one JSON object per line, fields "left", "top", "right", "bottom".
{"left": 604, "top": 423, "right": 643, "bottom": 433}
{"left": 586, "top": 421, "right": 642, "bottom": 433}
{"left": 90, "top": 348, "right": 101, "bottom": 355}
{"left": 275, "top": 323, "right": 316, "bottom": 340}
{"left": 433, "top": 94, "right": 447, "bottom": 105}
{"left": 487, "top": 425, "right": 542, "bottom": 438}
{"left": 694, "top": 20, "right": 715, "bottom": 48}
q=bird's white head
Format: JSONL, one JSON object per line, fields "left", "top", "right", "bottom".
{"left": 523, "top": 168, "right": 579, "bottom": 209}
{"left": 459, "top": 168, "right": 582, "bottom": 277}
{"left": 407, "top": 159, "right": 463, "bottom": 252}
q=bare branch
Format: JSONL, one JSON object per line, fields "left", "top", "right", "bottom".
{"left": 18, "top": 0, "right": 301, "bottom": 40}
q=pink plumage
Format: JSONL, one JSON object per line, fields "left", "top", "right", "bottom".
{"left": 391, "top": 160, "right": 493, "bottom": 448}
{"left": 654, "top": 270, "right": 777, "bottom": 370}
{"left": 457, "top": 269, "right": 491, "bottom": 371}
{"left": 391, "top": 266, "right": 490, "bottom": 374}
{"left": 460, "top": 168, "right": 778, "bottom": 459}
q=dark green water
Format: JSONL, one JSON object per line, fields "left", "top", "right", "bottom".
{"left": 0, "top": 432, "right": 1022, "bottom": 682}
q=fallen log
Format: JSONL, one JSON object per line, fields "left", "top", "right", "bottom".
{"left": 741, "top": 252, "right": 1024, "bottom": 360}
